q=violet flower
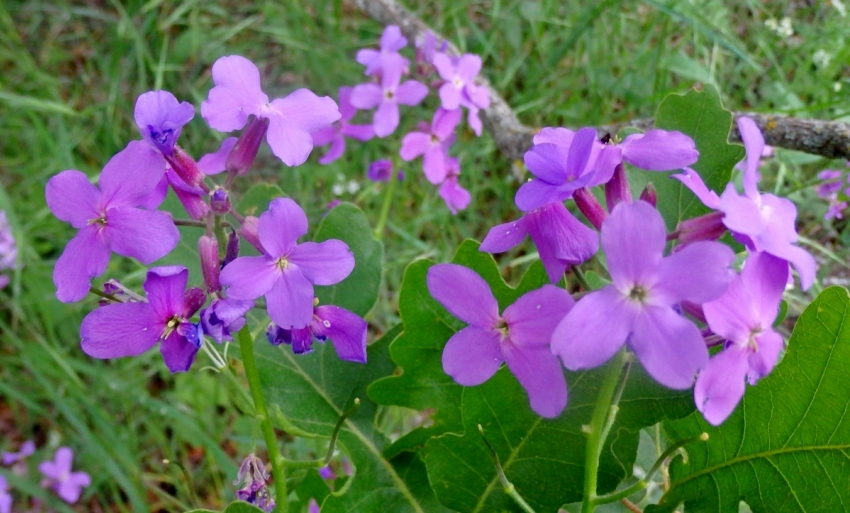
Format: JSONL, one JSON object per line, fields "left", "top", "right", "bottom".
{"left": 551, "top": 201, "right": 734, "bottom": 389}
{"left": 400, "top": 108, "right": 460, "bottom": 184}
{"left": 480, "top": 202, "right": 599, "bottom": 283}
{"left": 673, "top": 117, "right": 817, "bottom": 289}
{"left": 201, "top": 55, "right": 340, "bottom": 167}
{"left": 695, "top": 251, "right": 788, "bottom": 425}
{"left": 356, "top": 25, "right": 410, "bottom": 76}
{"left": 197, "top": 137, "right": 239, "bottom": 175}
{"left": 200, "top": 297, "right": 254, "bottom": 343}
{"left": 308, "top": 498, "right": 320, "bottom": 513}
{"left": 134, "top": 90, "right": 194, "bottom": 157}
{"left": 0, "top": 476, "right": 9, "bottom": 513}
{"left": 427, "top": 264, "right": 574, "bottom": 418}
{"left": 234, "top": 454, "right": 274, "bottom": 512}
{"left": 311, "top": 87, "right": 376, "bottom": 164}
{"left": 432, "top": 53, "right": 485, "bottom": 111}
{"left": 38, "top": 447, "right": 90, "bottom": 504}
{"left": 595, "top": 129, "right": 698, "bottom": 177}
{"left": 2, "top": 440, "right": 35, "bottom": 466}
{"left": 367, "top": 159, "right": 401, "bottom": 182}
{"left": 0, "top": 211, "right": 16, "bottom": 290}
{"left": 220, "top": 198, "right": 355, "bottom": 330}
{"left": 439, "top": 158, "right": 470, "bottom": 214}
{"left": 80, "top": 266, "right": 206, "bottom": 373}
{"left": 266, "top": 301, "right": 367, "bottom": 363}
{"left": 46, "top": 141, "right": 180, "bottom": 302}
{"left": 350, "top": 54, "right": 428, "bottom": 137}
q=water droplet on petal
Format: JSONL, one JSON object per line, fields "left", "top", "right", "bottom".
{"left": 323, "top": 320, "right": 331, "bottom": 328}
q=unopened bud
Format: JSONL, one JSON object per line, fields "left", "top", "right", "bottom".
{"left": 210, "top": 188, "right": 232, "bottom": 215}
{"left": 199, "top": 235, "right": 221, "bottom": 293}
{"left": 165, "top": 145, "right": 205, "bottom": 187}
{"left": 224, "top": 229, "right": 240, "bottom": 266}
{"left": 226, "top": 116, "right": 270, "bottom": 175}
{"left": 639, "top": 183, "right": 657, "bottom": 207}
{"left": 183, "top": 287, "right": 207, "bottom": 317}
{"left": 604, "top": 163, "right": 632, "bottom": 210}
{"left": 573, "top": 188, "right": 607, "bottom": 231}
{"left": 676, "top": 211, "right": 726, "bottom": 248}
{"left": 239, "top": 216, "right": 263, "bottom": 252}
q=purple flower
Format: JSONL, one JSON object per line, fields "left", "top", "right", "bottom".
{"left": 400, "top": 108, "right": 461, "bottom": 184}
{"left": 481, "top": 202, "right": 599, "bottom": 283}
{"left": 439, "top": 158, "right": 470, "bottom": 214}
{"left": 427, "top": 264, "right": 574, "bottom": 417}
{"left": 695, "top": 252, "right": 788, "bottom": 425}
{"left": 596, "top": 129, "right": 698, "bottom": 176}
{"left": 266, "top": 302, "right": 367, "bottom": 363}
{"left": 674, "top": 117, "right": 817, "bottom": 290}
{"left": 200, "top": 297, "right": 253, "bottom": 343}
{"left": 432, "top": 53, "right": 484, "bottom": 111}
{"left": 2, "top": 440, "right": 35, "bottom": 466}
{"left": 367, "top": 159, "right": 400, "bottom": 182}
{"left": 46, "top": 141, "right": 180, "bottom": 302}
{"left": 458, "top": 92, "right": 488, "bottom": 136}
{"left": 80, "top": 266, "right": 206, "bottom": 373}
{"left": 38, "top": 447, "right": 90, "bottom": 504}
{"left": 0, "top": 475, "right": 10, "bottom": 513}
{"left": 308, "top": 498, "right": 321, "bottom": 513}
{"left": 350, "top": 55, "right": 428, "bottom": 137}
{"left": 0, "top": 211, "right": 16, "bottom": 290}
{"left": 356, "top": 25, "right": 409, "bottom": 76}
{"left": 825, "top": 197, "right": 847, "bottom": 220}
{"left": 197, "top": 137, "right": 239, "bottom": 175}
{"left": 234, "top": 454, "right": 274, "bottom": 512}
{"left": 319, "top": 465, "right": 335, "bottom": 480}
{"left": 166, "top": 168, "right": 209, "bottom": 220}
{"left": 311, "top": 87, "right": 376, "bottom": 164}
{"left": 220, "top": 198, "right": 355, "bottom": 329}
{"left": 201, "top": 55, "right": 341, "bottom": 167}
{"left": 551, "top": 201, "right": 734, "bottom": 389}
{"left": 134, "top": 90, "right": 195, "bottom": 157}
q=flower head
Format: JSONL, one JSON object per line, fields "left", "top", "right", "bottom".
{"left": 266, "top": 301, "right": 367, "bottom": 363}
{"left": 350, "top": 54, "right": 428, "bottom": 137}
{"left": 200, "top": 297, "right": 253, "bottom": 343}
{"left": 400, "top": 108, "right": 460, "bottom": 184}
{"left": 427, "top": 264, "right": 574, "bottom": 418}
{"left": 439, "top": 158, "right": 470, "bottom": 214}
{"left": 38, "top": 447, "right": 90, "bottom": 504}
{"left": 134, "top": 90, "right": 195, "bottom": 157}
{"left": 356, "top": 25, "right": 410, "bottom": 76}
{"left": 367, "top": 159, "right": 400, "bottom": 182}
{"left": 2, "top": 440, "right": 35, "bottom": 466}
{"left": 311, "top": 87, "right": 376, "bottom": 165}
{"left": 552, "top": 201, "right": 734, "bottom": 389}
{"left": 0, "top": 211, "right": 16, "bottom": 290}
{"left": 432, "top": 53, "right": 484, "bottom": 111}
{"left": 234, "top": 454, "right": 274, "bottom": 512}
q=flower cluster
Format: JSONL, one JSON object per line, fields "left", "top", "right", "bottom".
{"left": 1, "top": 442, "right": 90, "bottom": 509}
{"left": 430, "top": 118, "right": 815, "bottom": 424}
{"left": 0, "top": 211, "right": 16, "bottom": 290}
{"left": 234, "top": 454, "right": 274, "bottom": 512}
{"left": 814, "top": 162, "right": 850, "bottom": 220}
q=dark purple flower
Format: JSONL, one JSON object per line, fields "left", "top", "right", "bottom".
{"left": 311, "top": 87, "right": 376, "bottom": 165}
{"left": 350, "top": 55, "right": 428, "bottom": 137}
{"left": 356, "top": 25, "right": 409, "bottom": 76}
{"left": 481, "top": 202, "right": 599, "bottom": 283}
{"left": 200, "top": 297, "right": 253, "bottom": 343}
{"left": 234, "top": 454, "right": 274, "bottom": 512}
{"left": 0, "top": 476, "right": 10, "bottom": 513}
{"left": 2, "top": 440, "right": 34, "bottom": 466}
{"left": 220, "top": 198, "right": 355, "bottom": 329}
{"left": 46, "top": 141, "right": 180, "bottom": 302}
{"left": 80, "top": 266, "right": 206, "bottom": 373}
{"left": 695, "top": 252, "right": 788, "bottom": 425}
{"left": 38, "top": 447, "right": 90, "bottom": 504}
{"left": 432, "top": 53, "right": 483, "bottom": 111}
{"left": 308, "top": 498, "right": 320, "bottom": 513}
{"left": 367, "top": 159, "right": 399, "bottom": 182}
{"left": 266, "top": 302, "right": 367, "bottom": 363}
{"left": 552, "top": 201, "right": 734, "bottom": 389}
{"left": 319, "top": 465, "right": 335, "bottom": 480}
{"left": 439, "top": 158, "right": 470, "bottom": 214}
{"left": 134, "top": 90, "right": 195, "bottom": 157}
{"left": 400, "top": 108, "right": 461, "bottom": 184}
{"left": 201, "top": 55, "right": 340, "bottom": 167}
{"left": 166, "top": 168, "right": 209, "bottom": 220}
{"left": 427, "top": 264, "right": 574, "bottom": 418}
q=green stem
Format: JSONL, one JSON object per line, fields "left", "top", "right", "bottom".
{"left": 238, "top": 327, "right": 288, "bottom": 512}
{"left": 373, "top": 163, "right": 399, "bottom": 240}
{"left": 478, "top": 425, "right": 536, "bottom": 513}
{"left": 581, "top": 348, "right": 628, "bottom": 513}
{"left": 572, "top": 265, "right": 592, "bottom": 291}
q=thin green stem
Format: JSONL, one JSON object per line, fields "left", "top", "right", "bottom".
{"left": 238, "top": 327, "right": 288, "bottom": 512}
{"left": 478, "top": 425, "right": 536, "bottom": 513}
{"left": 373, "top": 163, "right": 399, "bottom": 241}
{"left": 572, "top": 265, "right": 592, "bottom": 291}
{"left": 581, "top": 348, "right": 628, "bottom": 513}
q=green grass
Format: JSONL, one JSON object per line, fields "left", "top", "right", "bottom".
{"left": 1, "top": 0, "right": 849, "bottom": 511}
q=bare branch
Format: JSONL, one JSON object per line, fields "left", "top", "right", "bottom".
{"left": 351, "top": 0, "right": 850, "bottom": 162}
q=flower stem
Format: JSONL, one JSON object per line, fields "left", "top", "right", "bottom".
{"left": 571, "top": 265, "right": 592, "bottom": 291}
{"left": 237, "top": 327, "right": 288, "bottom": 512}
{"left": 373, "top": 163, "right": 399, "bottom": 241}
{"left": 581, "top": 348, "right": 628, "bottom": 513}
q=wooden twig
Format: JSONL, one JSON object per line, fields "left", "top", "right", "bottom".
{"left": 351, "top": 0, "right": 850, "bottom": 162}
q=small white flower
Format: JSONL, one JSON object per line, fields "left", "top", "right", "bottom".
{"left": 813, "top": 49, "right": 832, "bottom": 68}
{"left": 346, "top": 180, "right": 361, "bottom": 194}
{"left": 332, "top": 183, "right": 344, "bottom": 196}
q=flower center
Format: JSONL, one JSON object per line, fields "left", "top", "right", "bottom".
{"left": 453, "top": 77, "right": 463, "bottom": 88}
{"left": 162, "top": 316, "right": 181, "bottom": 339}
{"left": 384, "top": 89, "right": 395, "bottom": 100}
{"left": 276, "top": 257, "right": 289, "bottom": 270}
{"left": 495, "top": 318, "right": 510, "bottom": 340}
{"left": 747, "top": 325, "right": 764, "bottom": 351}
{"left": 627, "top": 285, "right": 648, "bottom": 304}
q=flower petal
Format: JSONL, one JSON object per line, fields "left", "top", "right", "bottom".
{"left": 503, "top": 285, "right": 574, "bottom": 347}
{"left": 748, "top": 329, "right": 784, "bottom": 383}
{"left": 439, "top": 177, "right": 470, "bottom": 214}
{"left": 313, "top": 305, "right": 367, "bottom": 363}
{"left": 160, "top": 328, "right": 201, "bottom": 373}
{"left": 619, "top": 130, "right": 698, "bottom": 171}
{"left": 198, "top": 137, "right": 238, "bottom": 175}
{"left": 719, "top": 185, "right": 765, "bottom": 235}
{"left": 266, "top": 116, "right": 315, "bottom": 167}
{"left": 201, "top": 55, "right": 268, "bottom": 132}
{"left": 220, "top": 255, "right": 280, "bottom": 300}
{"left": 381, "top": 25, "right": 407, "bottom": 52}
{"left": 503, "top": 344, "right": 567, "bottom": 418}
{"left": 629, "top": 306, "right": 708, "bottom": 389}
{"left": 258, "top": 197, "right": 308, "bottom": 257}
{"left": 480, "top": 218, "right": 528, "bottom": 254}
{"left": 80, "top": 302, "right": 161, "bottom": 358}
{"left": 741, "top": 251, "right": 789, "bottom": 324}
{"left": 603, "top": 200, "right": 666, "bottom": 291}
{"left": 340, "top": 123, "right": 375, "bottom": 141}
{"left": 318, "top": 135, "right": 345, "bottom": 165}
{"left": 427, "top": 263, "right": 499, "bottom": 329}
{"left": 737, "top": 117, "right": 764, "bottom": 199}
{"left": 524, "top": 143, "right": 569, "bottom": 185}
{"left": 143, "top": 266, "right": 188, "bottom": 321}
{"left": 694, "top": 344, "right": 749, "bottom": 425}
{"left": 99, "top": 141, "right": 166, "bottom": 208}
{"left": 400, "top": 131, "right": 432, "bottom": 160}
{"left": 269, "top": 89, "right": 340, "bottom": 133}
{"left": 703, "top": 276, "right": 757, "bottom": 344}
{"left": 514, "top": 179, "right": 568, "bottom": 212}
{"left": 526, "top": 203, "right": 599, "bottom": 283}
{"left": 134, "top": 90, "right": 195, "bottom": 154}
{"left": 349, "top": 83, "right": 383, "bottom": 110}
{"left": 423, "top": 146, "right": 449, "bottom": 184}
{"left": 442, "top": 326, "right": 503, "bottom": 386}
{"left": 266, "top": 268, "right": 314, "bottom": 329}
{"left": 396, "top": 80, "right": 428, "bottom": 106}
{"left": 46, "top": 170, "right": 101, "bottom": 228}
{"left": 439, "top": 82, "right": 461, "bottom": 110}
{"left": 372, "top": 100, "right": 399, "bottom": 138}
{"left": 759, "top": 237, "right": 817, "bottom": 291}
{"left": 106, "top": 207, "right": 180, "bottom": 264}
{"left": 432, "top": 108, "right": 462, "bottom": 140}
{"left": 432, "top": 53, "right": 454, "bottom": 81}
{"left": 54, "top": 226, "right": 111, "bottom": 303}
{"left": 671, "top": 167, "right": 721, "bottom": 210}
{"left": 654, "top": 240, "right": 734, "bottom": 305}
{"left": 288, "top": 240, "right": 354, "bottom": 285}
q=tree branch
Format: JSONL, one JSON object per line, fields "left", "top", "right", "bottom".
{"left": 351, "top": 0, "right": 850, "bottom": 162}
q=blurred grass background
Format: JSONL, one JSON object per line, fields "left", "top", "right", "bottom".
{"left": 0, "top": 0, "right": 848, "bottom": 511}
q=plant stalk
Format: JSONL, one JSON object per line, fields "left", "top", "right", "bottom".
{"left": 373, "top": 162, "right": 399, "bottom": 240}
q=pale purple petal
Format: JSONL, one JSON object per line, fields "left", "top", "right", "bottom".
{"left": 134, "top": 90, "right": 195, "bottom": 155}
{"left": 759, "top": 194, "right": 800, "bottom": 243}
{"left": 565, "top": 127, "right": 597, "bottom": 180}
{"left": 438, "top": 83, "right": 461, "bottom": 110}
{"left": 503, "top": 285, "right": 574, "bottom": 347}
{"left": 160, "top": 328, "right": 200, "bottom": 373}
{"left": 288, "top": 240, "right": 354, "bottom": 285}
{"left": 311, "top": 126, "right": 337, "bottom": 147}
{"left": 106, "top": 207, "right": 179, "bottom": 264}
{"left": 143, "top": 266, "right": 188, "bottom": 321}
{"left": 432, "top": 53, "right": 454, "bottom": 81}
{"left": 703, "top": 277, "right": 756, "bottom": 344}
{"left": 427, "top": 263, "right": 499, "bottom": 329}
{"left": 619, "top": 130, "right": 698, "bottom": 171}
{"left": 524, "top": 143, "right": 570, "bottom": 184}
{"left": 2, "top": 440, "right": 35, "bottom": 465}
{"left": 737, "top": 117, "right": 764, "bottom": 199}
{"left": 269, "top": 89, "right": 340, "bottom": 133}
{"left": 423, "top": 146, "right": 449, "bottom": 184}
{"left": 694, "top": 344, "right": 749, "bottom": 425}
{"left": 514, "top": 179, "right": 569, "bottom": 212}
{"left": 467, "top": 106, "right": 483, "bottom": 136}
{"left": 603, "top": 201, "right": 666, "bottom": 291}
{"left": 57, "top": 471, "right": 91, "bottom": 503}
{"left": 741, "top": 251, "right": 788, "bottom": 324}
{"left": 758, "top": 237, "right": 817, "bottom": 291}
{"left": 313, "top": 305, "right": 367, "bottom": 363}
{"left": 373, "top": 101, "right": 400, "bottom": 138}
{"left": 439, "top": 177, "right": 471, "bottom": 214}
{"left": 533, "top": 127, "right": 575, "bottom": 146}
{"left": 265, "top": 116, "right": 315, "bottom": 167}
{"left": 356, "top": 48, "right": 381, "bottom": 74}
{"left": 464, "top": 83, "right": 490, "bottom": 109}
{"left": 671, "top": 167, "right": 721, "bottom": 210}
{"left": 39, "top": 447, "right": 71, "bottom": 479}
{"left": 719, "top": 185, "right": 764, "bottom": 235}
{"left": 141, "top": 174, "right": 169, "bottom": 210}
{"left": 526, "top": 203, "right": 599, "bottom": 283}
{"left": 400, "top": 131, "right": 432, "bottom": 160}
{"left": 381, "top": 25, "right": 407, "bottom": 52}
{"left": 258, "top": 197, "right": 308, "bottom": 258}
{"left": 748, "top": 329, "right": 784, "bottom": 383}
{"left": 456, "top": 54, "right": 482, "bottom": 81}
{"left": 442, "top": 326, "right": 503, "bottom": 386}
{"left": 266, "top": 268, "right": 314, "bottom": 329}
{"left": 80, "top": 302, "right": 161, "bottom": 358}
{"left": 432, "top": 108, "right": 462, "bottom": 139}
{"left": 54, "top": 226, "right": 111, "bottom": 303}
{"left": 590, "top": 145, "right": 622, "bottom": 186}
{"left": 629, "top": 306, "right": 708, "bottom": 389}
{"left": 480, "top": 218, "right": 528, "bottom": 253}
{"left": 337, "top": 86, "right": 357, "bottom": 120}
{"left": 46, "top": 170, "right": 101, "bottom": 228}
{"left": 350, "top": 83, "right": 383, "bottom": 110}
{"left": 99, "top": 141, "right": 166, "bottom": 208}
{"left": 340, "top": 123, "right": 375, "bottom": 141}
{"left": 396, "top": 80, "right": 428, "bottom": 106}
{"left": 318, "top": 135, "right": 346, "bottom": 164}
{"left": 552, "top": 286, "right": 636, "bottom": 370}
{"left": 654, "top": 241, "right": 734, "bottom": 305}
{"left": 201, "top": 55, "right": 268, "bottom": 132}
{"left": 503, "top": 344, "right": 567, "bottom": 418}
{"left": 220, "top": 255, "right": 280, "bottom": 299}
{"left": 198, "top": 137, "right": 238, "bottom": 175}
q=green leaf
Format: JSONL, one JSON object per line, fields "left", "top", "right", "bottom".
{"left": 646, "top": 287, "right": 850, "bottom": 513}
{"left": 632, "top": 85, "right": 744, "bottom": 229}
{"left": 184, "top": 501, "right": 266, "bottom": 513}
{"left": 237, "top": 183, "right": 285, "bottom": 218}
{"left": 313, "top": 202, "right": 383, "bottom": 316}
{"left": 291, "top": 469, "right": 332, "bottom": 512}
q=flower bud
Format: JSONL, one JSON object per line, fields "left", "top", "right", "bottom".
{"left": 199, "top": 235, "right": 221, "bottom": 293}
{"left": 604, "top": 162, "right": 632, "bottom": 210}
{"left": 210, "top": 188, "right": 232, "bottom": 215}
{"left": 226, "top": 116, "right": 270, "bottom": 175}
{"left": 183, "top": 287, "right": 207, "bottom": 316}
{"left": 239, "top": 216, "right": 263, "bottom": 252}
{"left": 675, "top": 211, "right": 726, "bottom": 248}
{"left": 573, "top": 188, "right": 607, "bottom": 231}
{"left": 224, "top": 229, "right": 240, "bottom": 266}
{"left": 165, "top": 145, "right": 205, "bottom": 187}
{"left": 639, "top": 183, "right": 658, "bottom": 207}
